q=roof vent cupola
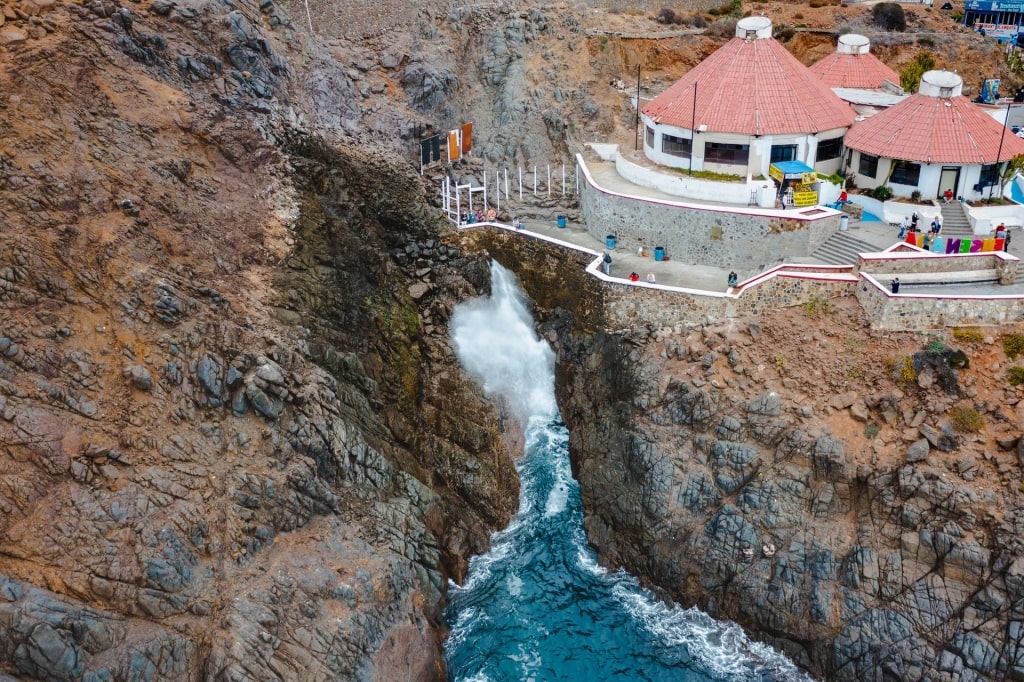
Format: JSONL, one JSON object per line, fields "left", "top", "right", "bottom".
{"left": 919, "top": 70, "right": 964, "bottom": 98}
{"left": 836, "top": 34, "right": 870, "bottom": 55}
{"left": 735, "top": 16, "right": 772, "bottom": 40}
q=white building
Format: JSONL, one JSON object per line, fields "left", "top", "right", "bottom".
{"left": 842, "top": 70, "right": 1024, "bottom": 200}
{"left": 640, "top": 17, "right": 856, "bottom": 179}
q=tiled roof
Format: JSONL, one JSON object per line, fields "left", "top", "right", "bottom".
{"left": 642, "top": 35, "right": 855, "bottom": 135}
{"left": 844, "top": 93, "right": 1024, "bottom": 163}
{"left": 809, "top": 52, "right": 900, "bottom": 89}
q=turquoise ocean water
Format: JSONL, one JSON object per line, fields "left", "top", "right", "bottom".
{"left": 445, "top": 261, "right": 815, "bottom": 682}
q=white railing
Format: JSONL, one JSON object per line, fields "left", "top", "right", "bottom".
{"left": 440, "top": 163, "right": 578, "bottom": 223}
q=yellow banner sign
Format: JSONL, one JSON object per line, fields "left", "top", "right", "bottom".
{"left": 793, "top": 190, "right": 818, "bottom": 207}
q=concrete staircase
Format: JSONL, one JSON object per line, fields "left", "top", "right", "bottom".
{"left": 939, "top": 202, "right": 974, "bottom": 239}
{"left": 810, "top": 231, "right": 881, "bottom": 265}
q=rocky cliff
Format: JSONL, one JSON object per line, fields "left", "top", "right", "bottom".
{"left": 4, "top": 0, "right": 1024, "bottom": 678}
{"left": 556, "top": 295, "right": 1024, "bottom": 681}
{"left": 0, "top": 0, "right": 525, "bottom": 679}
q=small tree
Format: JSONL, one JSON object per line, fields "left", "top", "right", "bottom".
{"left": 901, "top": 51, "right": 936, "bottom": 92}
{"left": 1001, "top": 154, "right": 1024, "bottom": 185}
{"left": 873, "top": 3, "right": 907, "bottom": 31}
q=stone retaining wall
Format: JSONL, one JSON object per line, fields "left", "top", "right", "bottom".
{"left": 458, "top": 223, "right": 1024, "bottom": 333}
{"left": 857, "top": 278, "right": 1024, "bottom": 330}
{"left": 602, "top": 270, "right": 858, "bottom": 330}
{"left": 858, "top": 251, "right": 1019, "bottom": 285}
{"left": 579, "top": 159, "right": 841, "bottom": 274}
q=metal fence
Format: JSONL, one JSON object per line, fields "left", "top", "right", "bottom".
{"left": 441, "top": 163, "right": 578, "bottom": 223}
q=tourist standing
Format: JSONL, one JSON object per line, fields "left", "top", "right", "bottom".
{"left": 602, "top": 251, "right": 611, "bottom": 276}
{"left": 728, "top": 271, "right": 738, "bottom": 288}
{"left": 891, "top": 277, "right": 900, "bottom": 294}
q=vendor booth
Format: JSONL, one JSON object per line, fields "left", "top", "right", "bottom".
{"left": 769, "top": 160, "right": 819, "bottom": 207}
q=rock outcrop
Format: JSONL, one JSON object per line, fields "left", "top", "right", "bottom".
{"left": 0, "top": 0, "right": 520, "bottom": 678}
{"left": 555, "top": 296, "right": 1024, "bottom": 681}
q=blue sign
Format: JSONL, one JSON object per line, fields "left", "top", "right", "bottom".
{"left": 966, "top": 0, "right": 1024, "bottom": 10}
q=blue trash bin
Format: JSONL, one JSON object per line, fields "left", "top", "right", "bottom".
{"left": 606, "top": 235, "right": 616, "bottom": 249}
{"left": 654, "top": 246, "right": 665, "bottom": 261}
{"left": 557, "top": 215, "right": 567, "bottom": 228}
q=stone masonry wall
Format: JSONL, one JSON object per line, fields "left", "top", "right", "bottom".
{"left": 580, "top": 171, "right": 840, "bottom": 276}
{"left": 602, "top": 273, "right": 858, "bottom": 330}
{"left": 859, "top": 252, "right": 1015, "bottom": 277}
{"left": 857, "top": 280, "right": 1024, "bottom": 330}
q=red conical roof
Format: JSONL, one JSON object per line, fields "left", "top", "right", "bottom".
{"left": 844, "top": 71, "right": 1024, "bottom": 163}
{"left": 642, "top": 17, "right": 855, "bottom": 136}
{"left": 809, "top": 35, "right": 900, "bottom": 89}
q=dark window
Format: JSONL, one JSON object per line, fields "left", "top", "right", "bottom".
{"left": 859, "top": 153, "right": 879, "bottom": 178}
{"left": 816, "top": 137, "right": 843, "bottom": 162}
{"left": 645, "top": 126, "right": 655, "bottom": 149}
{"left": 889, "top": 160, "right": 921, "bottom": 185}
{"left": 705, "top": 142, "right": 750, "bottom": 165}
{"left": 661, "top": 133, "right": 692, "bottom": 158}
{"left": 979, "top": 163, "right": 1000, "bottom": 187}
{"left": 770, "top": 145, "right": 798, "bottom": 163}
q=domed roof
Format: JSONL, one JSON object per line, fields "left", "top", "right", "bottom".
{"left": 844, "top": 70, "right": 1024, "bottom": 163}
{"left": 809, "top": 35, "right": 900, "bottom": 89}
{"left": 642, "top": 17, "right": 855, "bottom": 136}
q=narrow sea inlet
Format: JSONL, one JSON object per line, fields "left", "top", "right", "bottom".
{"left": 445, "top": 261, "right": 813, "bottom": 682}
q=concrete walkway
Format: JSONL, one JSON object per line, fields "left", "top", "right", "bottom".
{"left": 514, "top": 216, "right": 731, "bottom": 292}
{"left": 463, "top": 162, "right": 1024, "bottom": 299}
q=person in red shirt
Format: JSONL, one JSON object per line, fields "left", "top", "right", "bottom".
{"left": 943, "top": 188, "right": 954, "bottom": 204}
{"left": 628, "top": 272, "right": 639, "bottom": 282}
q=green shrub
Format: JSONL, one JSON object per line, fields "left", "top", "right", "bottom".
{"left": 926, "top": 338, "right": 947, "bottom": 353}
{"left": 864, "top": 422, "right": 881, "bottom": 439}
{"left": 949, "top": 405, "right": 985, "bottom": 433}
{"left": 868, "top": 185, "right": 894, "bottom": 201}
{"left": 886, "top": 355, "right": 917, "bottom": 387}
{"left": 705, "top": 17, "right": 738, "bottom": 37}
{"left": 953, "top": 327, "right": 984, "bottom": 343}
{"left": 901, "top": 51, "right": 936, "bottom": 92}
{"left": 1008, "top": 366, "right": 1024, "bottom": 386}
{"left": 803, "top": 295, "right": 834, "bottom": 316}
{"left": 911, "top": 190, "right": 922, "bottom": 201}
{"left": 670, "top": 167, "right": 743, "bottom": 182}
{"left": 774, "top": 24, "right": 796, "bottom": 41}
{"left": 1004, "top": 333, "right": 1024, "bottom": 359}
{"left": 872, "top": 2, "right": 907, "bottom": 30}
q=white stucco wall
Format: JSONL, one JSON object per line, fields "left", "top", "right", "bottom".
{"left": 642, "top": 114, "right": 847, "bottom": 180}
{"left": 614, "top": 153, "right": 774, "bottom": 206}
{"left": 966, "top": 202, "right": 1024, "bottom": 233}
{"left": 847, "top": 149, "right": 1000, "bottom": 201}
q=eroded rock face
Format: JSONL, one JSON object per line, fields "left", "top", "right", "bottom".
{"left": 0, "top": 2, "right": 518, "bottom": 678}
{"left": 553, "top": 301, "right": 1024, "bottom": 682}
